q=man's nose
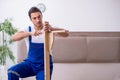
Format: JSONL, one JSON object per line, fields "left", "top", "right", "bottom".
{"left": 36, "top": 18, "right": 40, "bottom": 22}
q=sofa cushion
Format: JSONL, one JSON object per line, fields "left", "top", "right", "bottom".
{"left": 17, "top": 39, "right": 27, "bottom": 63}
{"left": 52, "top": 36, "right": 88, "bottom": 63}
{"left": 52, "top": 63, "right": 120, "bottom": 80}
{"left": 87, "top": 37, "right": 120, "bottom": 62}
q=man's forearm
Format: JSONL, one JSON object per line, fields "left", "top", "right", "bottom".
{"left": 51, "top": 27, "right": 64, "bottom": 31}
{"left": 12, "top": 31, "right": 31, "bottom": 41}
{"left": 51, "top": 27, "right": 69, "bottom": 37}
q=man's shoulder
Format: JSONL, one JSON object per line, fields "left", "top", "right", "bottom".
{"left": 19, "top": 26, "right": 33, "bottom": 31}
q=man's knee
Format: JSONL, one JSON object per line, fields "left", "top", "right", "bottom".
{"left": 8, "top": 66, "right": 20, "bottom": 77}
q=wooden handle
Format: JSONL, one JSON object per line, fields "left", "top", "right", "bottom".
{"left": 44, "top": 30, "right": 67, "bottom": 80}
{"left": 44, "top": 31, "right": 50, "bottom": 80}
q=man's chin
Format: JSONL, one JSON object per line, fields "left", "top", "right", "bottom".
{"left": 36, "top": 24, "right": 42, "bottom": 27}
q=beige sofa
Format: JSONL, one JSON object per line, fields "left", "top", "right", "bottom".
{"left": 17, "top": 32, "right": 120, "bottom": 80}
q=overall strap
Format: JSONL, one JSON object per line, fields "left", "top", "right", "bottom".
{"left": 28, "top": 26, "right": 31, "bottom": 42}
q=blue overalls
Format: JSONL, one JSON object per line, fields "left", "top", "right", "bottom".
{"left": 8, "top": 26, "right": 53, "bottom": 80}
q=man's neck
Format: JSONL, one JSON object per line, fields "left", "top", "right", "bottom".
{"left": 34, "top": 25, "right": 43, "bottom": 30}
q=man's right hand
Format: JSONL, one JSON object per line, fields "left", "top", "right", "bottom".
{"left": 30, "top": 30, "right": 42, "bottom": 36}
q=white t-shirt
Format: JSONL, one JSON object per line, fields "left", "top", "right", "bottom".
{"left": 20, "top": 26, "right": 44, "bottom": 51}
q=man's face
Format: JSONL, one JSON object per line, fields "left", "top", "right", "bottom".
{"left": 30, "top": 12, "right": 43, "bottom": 27}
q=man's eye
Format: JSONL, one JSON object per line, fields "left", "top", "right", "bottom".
{"left": 33, "top": 17, "right": 36, "bottom": 20}
{"left": 38, "top": 16, "right": 41, "bottom": 19}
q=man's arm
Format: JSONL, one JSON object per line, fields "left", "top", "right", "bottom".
{"left": 12, "top": 31, "right": 32, "bottom": 41}
{"left": 12, "top": 30, "right": 42, "bottom": 41}
{"left": 44, "top": 21, "right": 69, "bottom": 37}
{"left": 50, "top": 27, "right": 69, "bottom": 37}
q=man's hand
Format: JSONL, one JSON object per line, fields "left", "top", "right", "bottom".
{"left": 30, "top": 30, "right": 42, "bottom": 36}
{"left": 44, "top": 21, "right": 52, "bottom": 32}
{"left": 43, "top": 21, "right": 69, "bottom": 37}
{"left": 55, "top": 30, "right": 69, "bottom": 37}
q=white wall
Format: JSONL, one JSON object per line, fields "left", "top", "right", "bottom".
{"left": 0, "top": 0, "right": 120, "bottom": 31}
{"left": 45, "top": 0, "right": 120, "bottom": 31}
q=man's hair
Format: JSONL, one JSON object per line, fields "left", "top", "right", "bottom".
{"left": 28, "top": 6, "right": 42, "bottom": 18}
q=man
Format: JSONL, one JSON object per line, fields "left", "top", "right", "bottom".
{"left": 8, "top": 6, "right": 68, "bottom": 80}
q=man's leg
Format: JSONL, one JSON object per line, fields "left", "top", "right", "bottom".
{"left": 36, "top": 70, "right": 44, "bottom": 80}
{"left": 36, "top": 64, "right": 53, "bottom": 80}
{"left": 8, "top": 61, "right": 35, "bottom": 80}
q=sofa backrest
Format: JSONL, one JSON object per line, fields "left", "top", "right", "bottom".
{"left": 17, "top": 39, "right": 27, "bottom": 63}
{"left": 17, "top": 32, "right": 120, "bottom": 63}
{"left": 52, "top": 32, "right": 120, "bottom": 63}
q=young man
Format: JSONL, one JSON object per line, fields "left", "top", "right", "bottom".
{"left": 8, "top": 6, "right": 68, "bottom": 80}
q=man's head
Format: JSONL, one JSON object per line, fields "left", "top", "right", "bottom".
{"left": 28, "top": 7, "right": 43, "bottom": 27}
{"left": 28, "top": 6, "right": 42, "bottom": 19}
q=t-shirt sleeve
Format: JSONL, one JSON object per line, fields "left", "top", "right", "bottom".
{"left": 19, "top": 27, "right": 28, "bottom": 32}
